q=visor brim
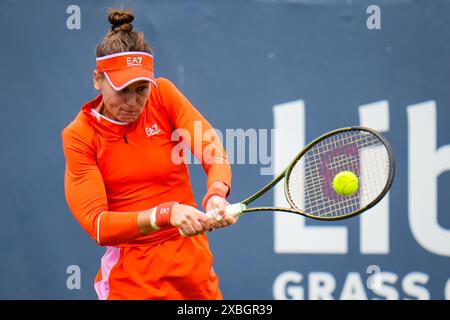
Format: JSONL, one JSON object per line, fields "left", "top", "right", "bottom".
{"left": 103, "top": 66, "right": 156, "bottom": 91}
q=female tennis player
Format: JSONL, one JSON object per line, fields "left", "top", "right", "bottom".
{"left": 61, "top": 9, "right": 237, "bottom": 300}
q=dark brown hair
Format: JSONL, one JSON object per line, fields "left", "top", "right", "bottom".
{"left": 95, "top": 9, "right": 152, "bottom": 57}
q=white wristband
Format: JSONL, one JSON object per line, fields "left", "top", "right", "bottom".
{"left": 150, "top": 207, "right": 159, "bottom": 230}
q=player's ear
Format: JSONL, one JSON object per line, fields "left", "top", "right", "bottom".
{"left": 93, "top": 70, "right": 102, "bottom": 91}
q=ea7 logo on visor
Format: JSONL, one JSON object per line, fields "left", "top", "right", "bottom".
{"left": 126, "top": 57, "right": 143, "bottom": 66}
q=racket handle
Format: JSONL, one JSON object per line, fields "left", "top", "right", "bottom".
{"left": 178, "top": 203, "right": 244, "bottom": 237}
{"left": 224, "top": 203, "right": 244, "bottom": 218}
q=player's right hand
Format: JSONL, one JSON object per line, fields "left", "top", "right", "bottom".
{"left": 205, "top": 195, "right": 239, "bottom": 229}
{"left": 170, "top": 203, "right": 213, "bottom": 236}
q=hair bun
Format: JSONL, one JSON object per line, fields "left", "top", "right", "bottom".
{"left": 108, "top": 9, "right": 134, "bottom": 33}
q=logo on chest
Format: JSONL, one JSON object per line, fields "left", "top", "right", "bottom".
{"left": 145, "top": 123, "right": 161, "bottom": 137}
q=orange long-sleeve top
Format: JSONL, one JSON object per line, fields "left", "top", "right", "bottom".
{"left": 62, "top": 78, "right": 231, "bottom": 247}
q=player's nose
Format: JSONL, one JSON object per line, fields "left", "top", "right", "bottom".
{"left": 124, "top": 91, "right": 139, "bottom": 107}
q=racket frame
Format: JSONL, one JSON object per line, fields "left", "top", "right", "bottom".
{"left": 235, "top": 126, "right": 396, "bottom": 221}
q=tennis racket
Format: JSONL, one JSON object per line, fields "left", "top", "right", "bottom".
{"left": 179, "top": 126, "right": 395, "bottom": 235}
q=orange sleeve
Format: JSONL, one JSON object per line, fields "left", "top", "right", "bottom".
{"left": 62, "top": 127, "right": 146, "bottom": 246}
{"left": 157, "top": 78, "right": 232, "bottom": 192}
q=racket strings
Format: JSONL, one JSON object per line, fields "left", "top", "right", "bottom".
{"left": 305, "top": 134, "right": 386, "bottom": 217}
{"left": 306, "top": 135, "right": 384, "bottom": 217}
{"left": 286, "top": 130, "right": 391, "bottom": 218}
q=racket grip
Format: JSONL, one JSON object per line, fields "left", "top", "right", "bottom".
{"left": 224, "top": 203, "right": 244, "bottom": 218}
{"left": 178, "top": 204, "right": 244, "bottom": 237}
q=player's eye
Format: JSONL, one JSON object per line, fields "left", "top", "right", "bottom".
{"left": 137, "top": 86, "right": 149, "bottom": 94}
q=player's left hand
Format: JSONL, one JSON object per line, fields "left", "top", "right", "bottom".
{"left": 205, "top": 195, "right": 239, "bottom": 229}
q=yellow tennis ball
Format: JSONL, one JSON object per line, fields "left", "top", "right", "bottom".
{"left": 332, "top": 171, "right": 359, "bottom": 196}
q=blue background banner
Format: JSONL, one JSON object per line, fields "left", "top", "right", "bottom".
{"left": 0, "top": 0, "right": 449, "bottom": 299}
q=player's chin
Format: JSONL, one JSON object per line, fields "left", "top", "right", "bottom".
{"left": 118, "top": 113, "right": 139, "bottom": 122}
